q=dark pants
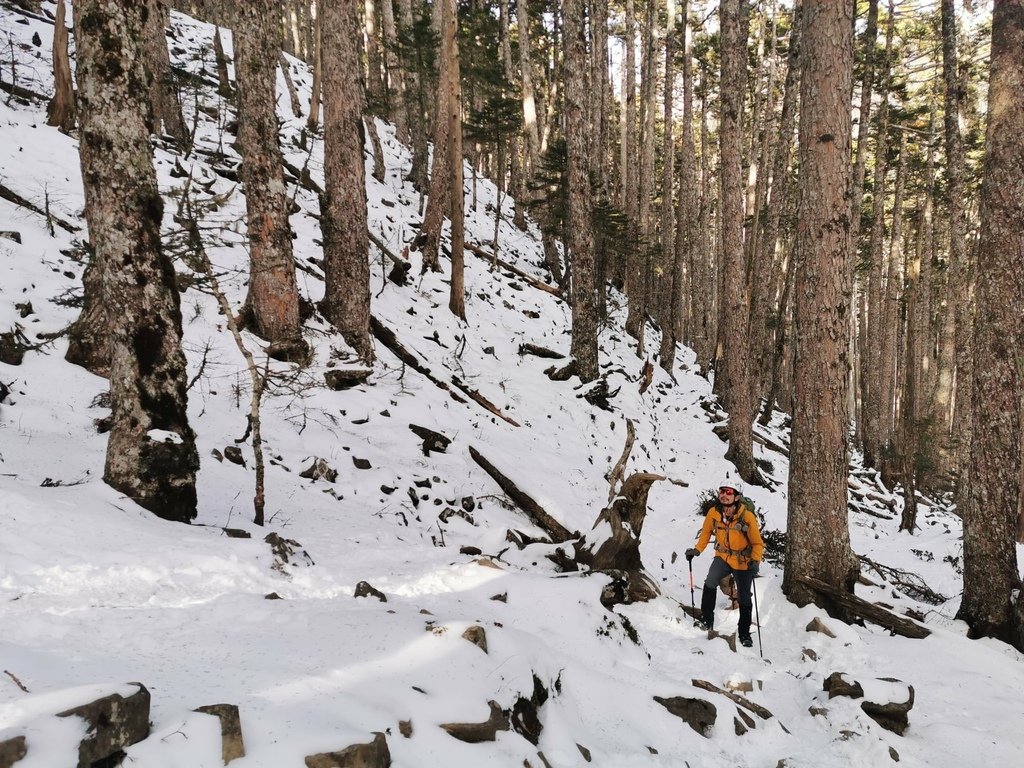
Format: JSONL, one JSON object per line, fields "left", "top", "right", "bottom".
{"left": 700, "top": 556, "right": 755, "bottom": 636}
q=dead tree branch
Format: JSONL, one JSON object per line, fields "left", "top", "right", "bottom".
{"left": 468, "top": 445, "right": 573, "bottom": 542}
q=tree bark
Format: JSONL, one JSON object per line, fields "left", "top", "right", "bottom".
{"left": 516, "top": 0, "right": 541, "bottom": 176}
{"left": 783, "top": 0, "right": 858, "bottom": 610}
{"left": 442, "top": 0, "right": 466, "bottom": 320}
{"left": 418, "top": 0, "right": 453, "bottom": 274}
{"left": 565, "top": 0, "right": 598, "bottom": 382}
{"left": 213, "top": 27, "right": 231, "bottom": 97}
{"left": 941, "top": 0, "right": 974, "bottom": 489}
{"left": 363, "top": 0, "right": 384, "bottom": 113}
{"left": 396, "top": 0, "right": 428, "bottom": 191}
{"left": 659, "top": 0, "right": 679, "bottom": 373}
{"left": 142, "top": 0, "right": 187, "bottom": 143}
{"left": 751, "top": 0, "right": 801, "bottom": 417}
{"left": 622, "top": 0, "right": 643, "bottom": 344}
{"left": 381, "top": 0, "right": 407, "bottom": 139}
{"left": 863, "top": 9, "right": 895, "bottom": 469}
{"left": 719, "top": 0, "right": 757, "bottom": 481}
{"left": 851, "top": 0, "right": 880, "bottom": 452}
{"left": 673, "top": 0, "right": 697, "bottom": 354}
{"left": 306, "top": 9, "right": 322, "bottom": 132}
{"left": 74, "top": 0, "right": 198, "bottom": 522}
{"left": 956, "top": 0, "right": 1024, "bottom": 650}
{"left": 234, "top": 0, "right": 304, "bottom": 355}
{"left": 320, "top": 0, "right": 374, "bottom": 362}
{"left": 46, "top": 0, "right": 76, "bottom": 133}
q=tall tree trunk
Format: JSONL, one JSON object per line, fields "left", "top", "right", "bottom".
{"left": 623, "top": 0, "right": 644, "bottom": 344}
{"left": 751, "top": 0, "right": 801, "bottom": 418}
{"left": 590, "top": 0, "right": 610, "bottom": 189}
{"left": 381, "top": 0, "right": 407, "bottom": 139}
{"left": 142, "top": 0, "right": 188, "bottom": 143}
{"left": 659, "top": 0, "right": 678, "bottom": 373}
{"left": 900, "top": 152, "right": 925, "bottom": 534}
{"left": 742, "top": 0, "right": 772, "bottom": 265}
{"left": 396, "top": 0, "right": 428, "bottom": 191}
{"left": 46, "top": 0, "right": 76, "bottom": 133}
{"left": 851, "top": 0, "right": 880, "bottom": 451}
{"left": 719, "top": 0, "right": 757, "bottom": 482}
{"left": 783, "top": 0, "right": 858, "bottom": 609}
{"left": 674, "top": 0, "right": 697, "bottom": 348}
{"left": 849, "top": 0, "right": 879, "bottom": 255}
{"left": 419, "top": 0, "right": 454, "bottom": 273}
{"left": 956, "top": 0, "right": 1024, "bottom": 651}
{"left": 320, "top": 0, "right": 374, "bottom": 362}
{"left": 941, "top": 0, "right": 974, "bottom": 489}
{"left": 306, "top": 9, "right": 322, "bottom": 132}
{"left": 234, "top": 0, "right": 305, "bottom": 356}
{"left": 279, "top": 51, "right": 304, "bottom": 118}
{"left": 759, "top": 236, "right": 796, "bottom": 425}
{"left": 443, "top": 0, "right": 466, "bottom": 321}
{"left": 74, "top": 0, "right": 198, "bottom": 522}
{"left": 565, "top": 0, "right": 599, "bottom": 383}
{"left": 693, "top": 81, "right": 715, "bottom": 367}
{"left": 363, "top": 0, "right": 384, "bottom": 113}
{"left": 861, "top": 5, "right": 894, "bottom": 469}
{"left": 630, "top": 0, "right": 658, "bottom": 355}
{"left": 517, "top": 0, "right": 541, "bottom": 176}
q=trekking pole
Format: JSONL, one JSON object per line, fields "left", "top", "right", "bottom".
{"left": 688, "top": 559, "right": 697, "bottom": 625}
{"left": 753, "top": 576, "right": 763, "bottom": 658}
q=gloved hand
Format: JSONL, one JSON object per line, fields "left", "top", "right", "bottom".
{"left": 748, "top": 561, "right": 760, "bottom": 576}
{"left": 685, "top": 548, "right": 700, "bottom": 562}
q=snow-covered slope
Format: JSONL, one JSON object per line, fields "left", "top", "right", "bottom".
{"left": 1, "top": 4, "right": 1023, "bottom": 767}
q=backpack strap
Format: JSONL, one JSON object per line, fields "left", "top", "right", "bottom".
{"left": 712, "top": 505, "right": 755, "bottom": 561}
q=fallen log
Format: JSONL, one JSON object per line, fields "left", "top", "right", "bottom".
{"left": 469, "top": 446, "right": 573, "bottom": 543}
{"left": 793, "top": 576, "right": 930, "bottom": 639}
{"left": 518, "top": 343, "right": 565, "bottom": 360}
{"left": 691, "top": 680, "right": 775, "bottom": 721}
{"left": 452, "top": 376, "right": 520, "bottom": 427}
{"left": 0, "top": 77, "right": 48, "bottom": 103}
{"left": 751, "top": 426, "right": 790, "bottom": 457}
{"left": 0, "top": 182, "right": 80, "bottom": 233}
{"left": 465, "top": 242, "right": 562, "bottom": 298}
{"left": 370, "top": 315, "right": 431, "bottom": 374}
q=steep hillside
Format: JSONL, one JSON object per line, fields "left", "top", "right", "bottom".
{"left": 1, "top": 4, "right": 1023, "bottom": 767}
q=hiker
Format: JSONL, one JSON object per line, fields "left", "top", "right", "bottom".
{"left": 686, "top": 482, "right": 764, "bottom": 647}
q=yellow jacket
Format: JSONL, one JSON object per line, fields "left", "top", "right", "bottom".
{"left": 695, "top": 502, "right": 763, "bottom": 570}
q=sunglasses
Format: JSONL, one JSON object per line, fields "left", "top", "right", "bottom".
{"left": 718, "top": 487, "right": 737, "bottom": 495}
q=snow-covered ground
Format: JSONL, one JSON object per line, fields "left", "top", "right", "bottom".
{"left": 1, "top": 4, "right": 1023, "bottom": 766}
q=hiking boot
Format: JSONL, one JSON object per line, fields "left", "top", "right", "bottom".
{"left": 739, "top": 633, "right": 753, "bottom": 648}
{"left": 694, "top": 617, "right": 713, "bottom": 632}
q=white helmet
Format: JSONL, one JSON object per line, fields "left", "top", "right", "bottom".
{"left": 719, "top": 479, "right": 743, "bottom": 496}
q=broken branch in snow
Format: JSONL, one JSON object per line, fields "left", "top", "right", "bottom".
{"left": 4, "top": 669, "right": 29, "bottom": 693}
{"left": 469, "top": 446, "right": 573, "bottom": 543}
{"left": 691, "top": 680, "right": 774, "bottom": 721}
